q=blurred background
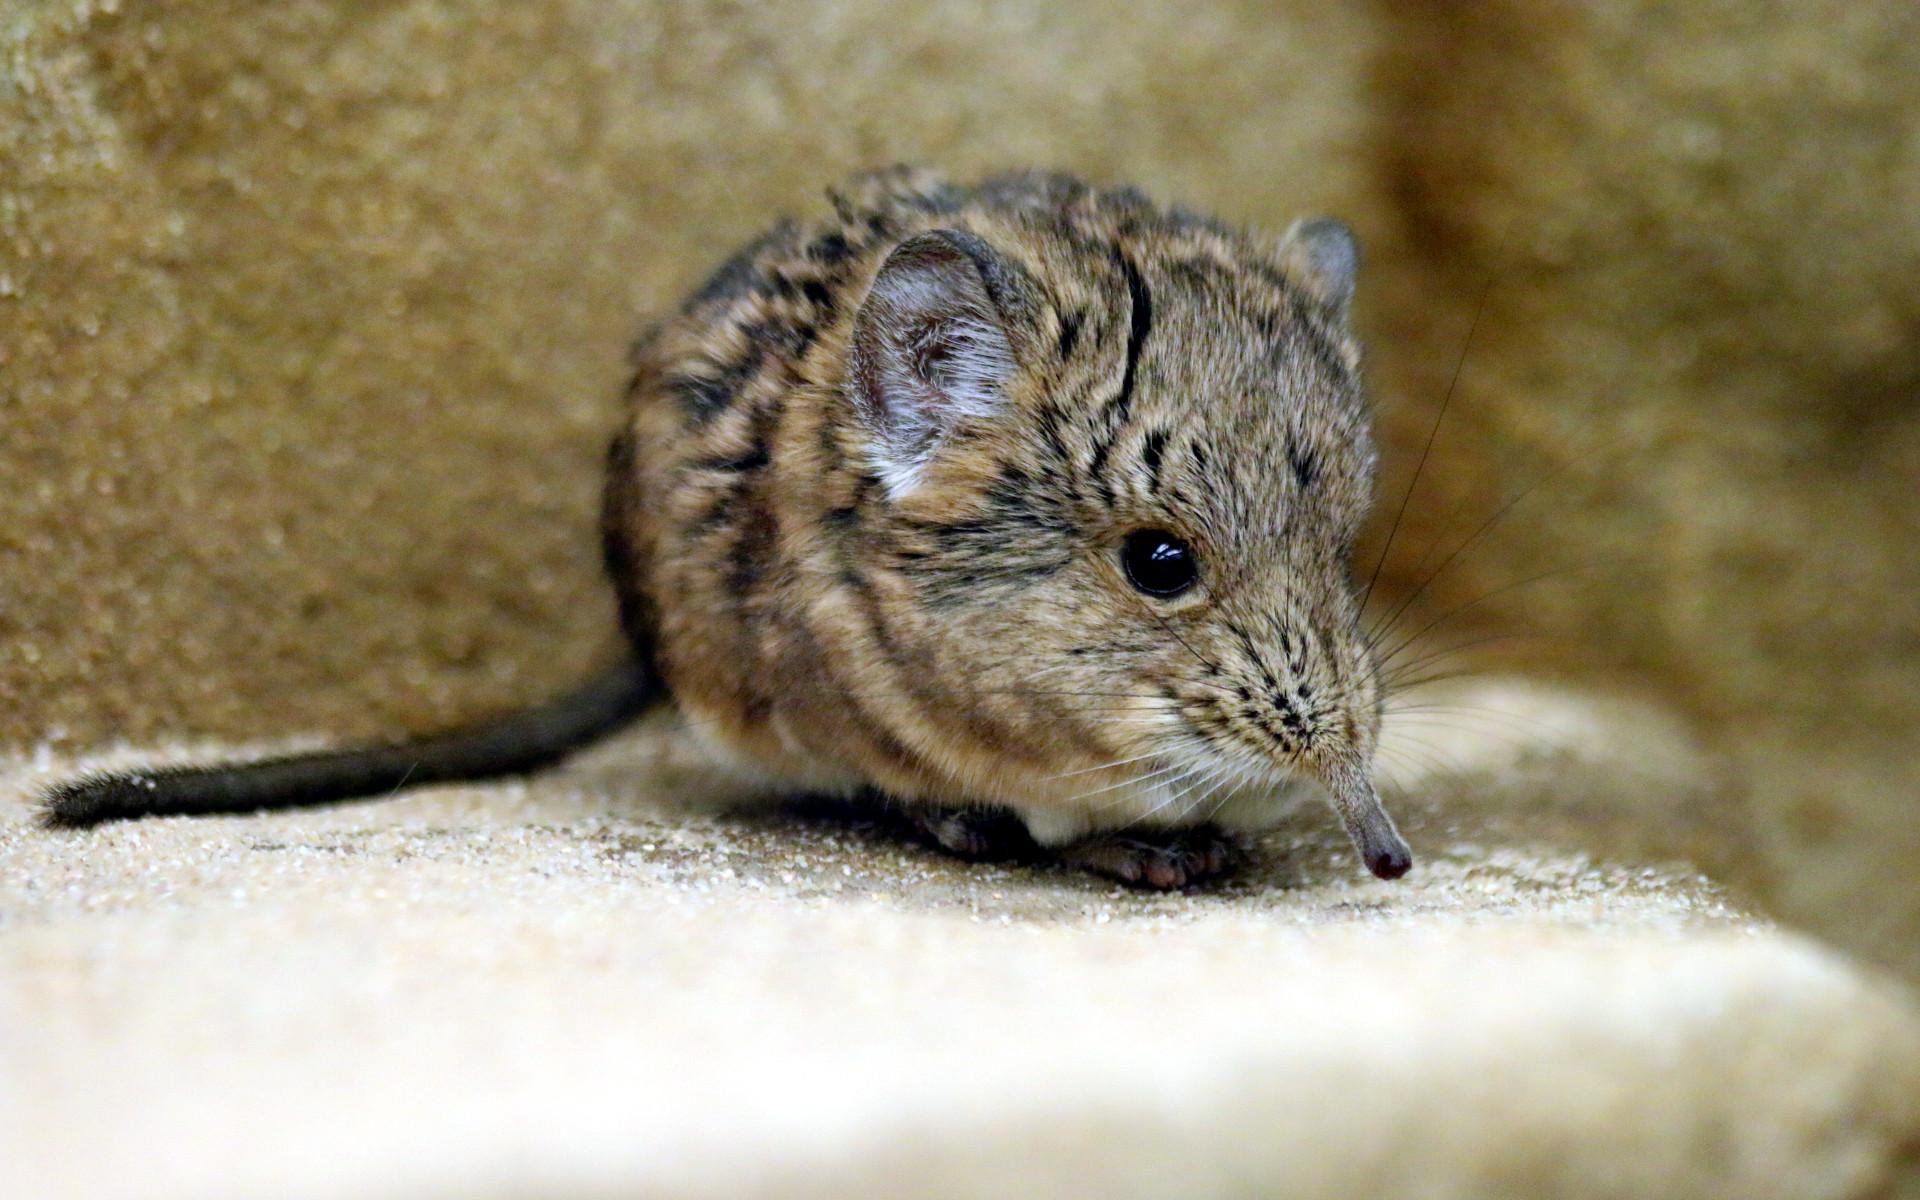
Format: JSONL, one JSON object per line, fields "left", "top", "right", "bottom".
{"left": 3, "top": 0, "right": 1917, "bottom": 983}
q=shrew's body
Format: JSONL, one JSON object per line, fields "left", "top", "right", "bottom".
{"left": 46, "top": 168, "right": 1411, "bottom": 889}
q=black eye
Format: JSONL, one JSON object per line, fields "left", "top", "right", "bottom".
{"left": 1121, "top": 529, "right": 1199, "bottom": 598}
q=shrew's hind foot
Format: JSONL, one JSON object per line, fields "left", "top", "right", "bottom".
{"left": 908, "top": 806, "right": 1037, "bottom": 861}
{"left": 1059, "top": 826, "right": 1240, "bottom": 890}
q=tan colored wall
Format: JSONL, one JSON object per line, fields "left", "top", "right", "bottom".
{"left": 4, "top": 2, "right": 1917, "bottom": 976}
{"left": 1361, "top": 1, "right": 1920, "bottom": 971}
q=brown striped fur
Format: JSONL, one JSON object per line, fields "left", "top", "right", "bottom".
{"left": 603, "top": 167, "right": 1412, "bottom": 882}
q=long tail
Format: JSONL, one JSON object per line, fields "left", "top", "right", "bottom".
{"left": 39, "top": 660, "right": 659, "bottom": 829}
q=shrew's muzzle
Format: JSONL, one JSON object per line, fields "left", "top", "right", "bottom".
{"left": 1320, "top": 764, "right": 1413, "bottom": 880}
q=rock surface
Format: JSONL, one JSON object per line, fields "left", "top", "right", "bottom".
{"left": 4, "top": 0, "right": 1919, "bottom": 980}
{"left": 4, "top": 718, "right": 1918, "bottom": 1200}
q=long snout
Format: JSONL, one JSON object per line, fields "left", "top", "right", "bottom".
{"left": 1317, "top": 763, "right": 1413, "bottom": 880}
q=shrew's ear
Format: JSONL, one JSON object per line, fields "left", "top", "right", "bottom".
{"left": 1277, "top": 217, "right": 1360, "bottom": 319}
{"left": 849, "top": 229, "right": 1018, "bottom": 497}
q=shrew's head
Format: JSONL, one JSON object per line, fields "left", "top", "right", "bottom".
{"left": 845, "top": 196, "right": 1410, "bottom": 879}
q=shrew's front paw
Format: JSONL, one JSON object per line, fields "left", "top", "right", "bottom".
{"left": 908, "top": 806, "right": 1036, "bottom": 861}
{"left": 1058, "top": 826, "right": 1240, "bottom": 890}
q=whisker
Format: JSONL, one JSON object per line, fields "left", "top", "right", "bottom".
{"left": 1378, "top": 629, "right": 1573, "bottom": 683}
{"left": 1374, "top": 666, "right": 1504, "bottom": 694}
{"left": 1373, "top": 558, "right": 1637, "bottom": 674}
{"left": 1071, "top": 758, "right": 1191, "bottom": 806}
{"left": 1161, "top": 771, "right": 1215, "bottom": 821}
{"left": 1375, "top": 729, "right": 1481, "bottom": 791}
{"left": 1363, "top": 427, "right": 1652, "bottom": 654}
{"left": 1387, "top": 712, "right": 1560, "bottom": 755}
{"left": 1359, "top": 215, "right": 1512, "bottom": 620}
{"left": 1177, "top": 757, "right": 1243, "bottom": 827}
{"left": 1044, "top": 747, "right": 1169, "bottom": 781}
{"left": 1384, "top": 703, "right": 1573, "bottom": 738}
{"left": 1121, "top": 589, "right": 1238, "bottom": 698}
{"left": 1064, "top": 730, "right": 1215, "bottom": 782}
{"left": 1099, "top": 768, "right": 1196, "bottom": 820}
{"left": 1376, "top": 739, "right": 1451, "bottom": 783}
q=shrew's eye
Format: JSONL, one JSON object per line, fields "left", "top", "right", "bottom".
{"left": 1121, "top": 529, "right": 1199, "bottom": 598}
